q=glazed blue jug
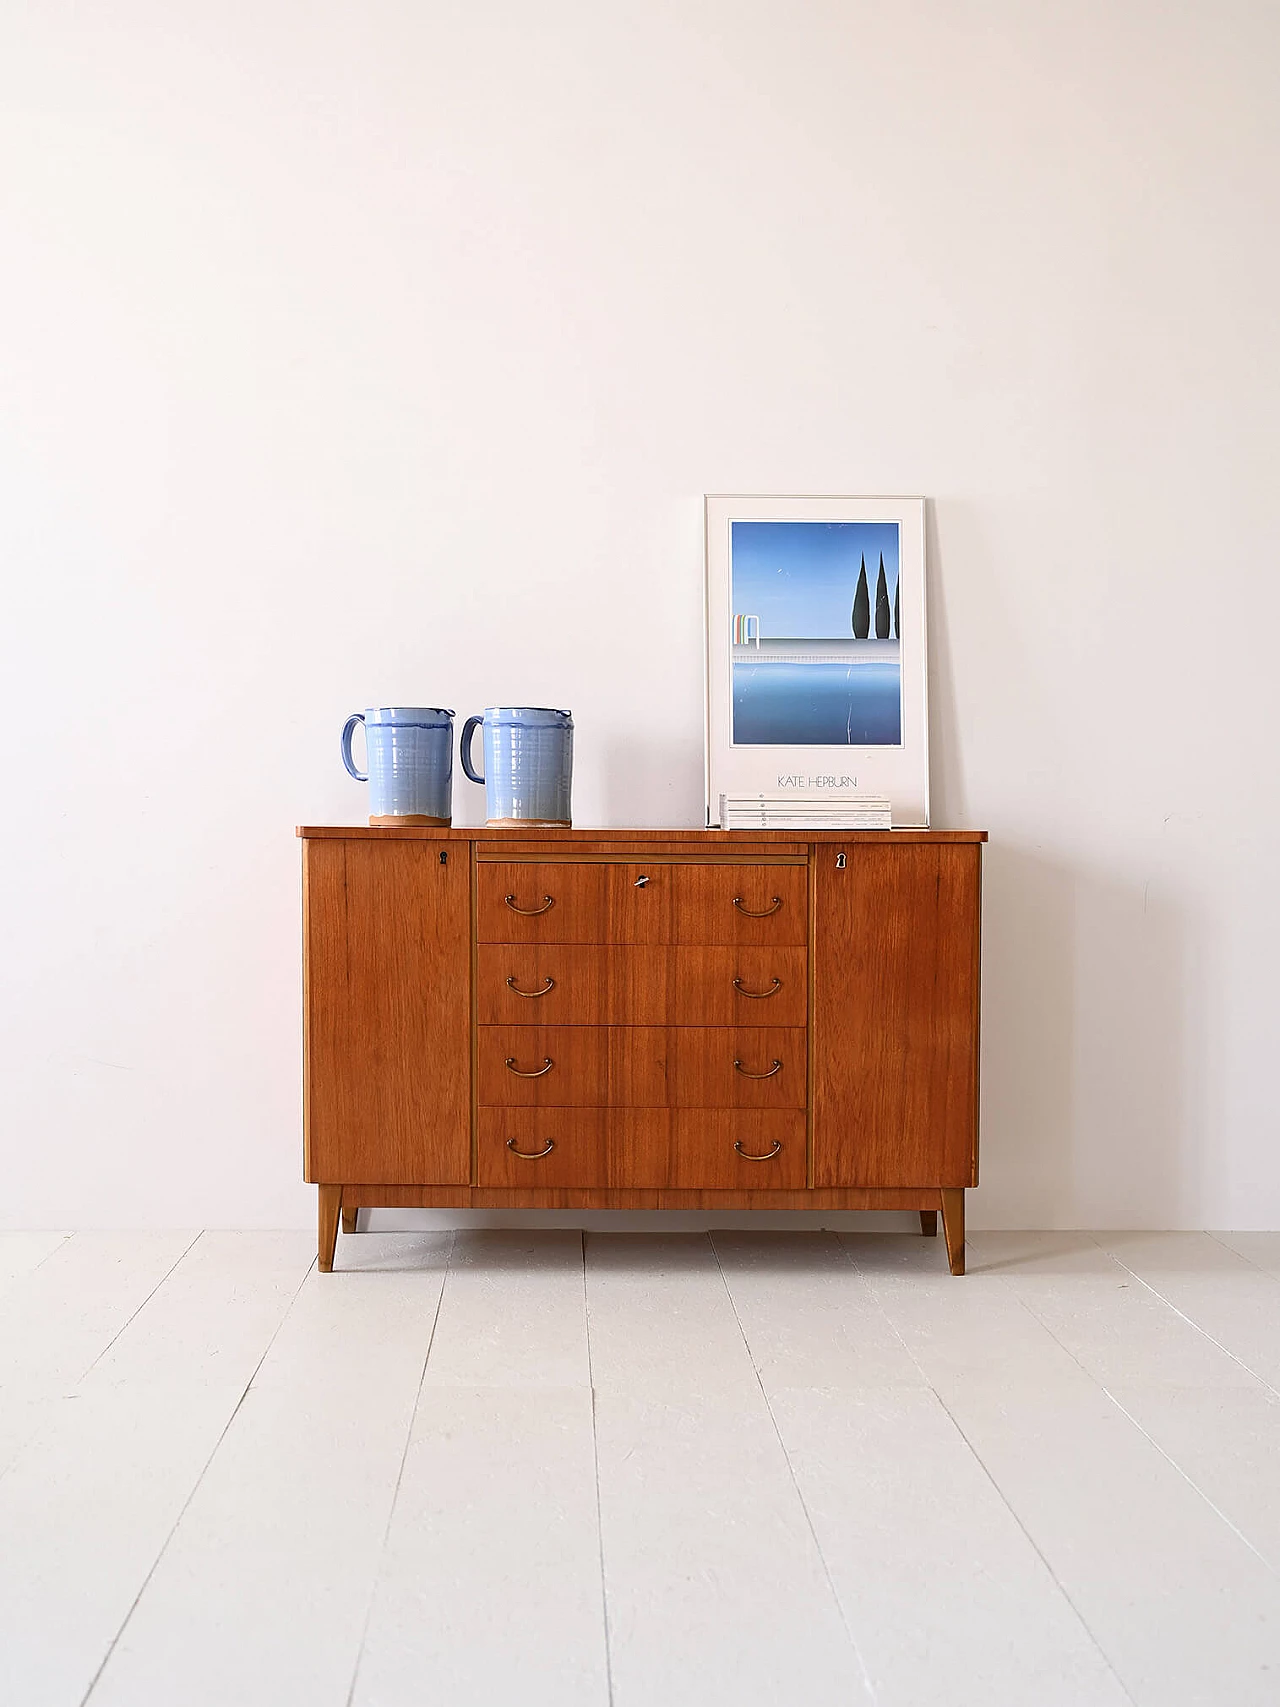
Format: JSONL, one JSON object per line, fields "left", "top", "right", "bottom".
{"left": 460, "top": 707, "right": 573, "bottom": 826}
{"left": 341, "top": 707, "right": 455, "bottom": 824}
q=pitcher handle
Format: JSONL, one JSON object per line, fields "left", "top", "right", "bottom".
{"left": 341, "top": 713, "right": 367, "bottom": 782}
{"left": 460, "top": 715, "right": 485, "bottom": 784}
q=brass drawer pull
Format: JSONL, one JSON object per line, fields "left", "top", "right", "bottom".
{"left": 505, "top": 894, "right": 555, "bottom": 916}
{"left": 505, "top": 1056, "right": 554, "bottom": 1077}
{"left": 734, "top": 1058, "right": 783, "bottom": 1079}
{"left": 734, "top": 1139, "right": 783, "bottom": 1161}
{"left": 506, "top": 1138, "right": 555, "bottom": 1158}
{"left": 732, "top": 977, "right": 782, "bottom": 999}
{"left": 732, "top": 895, "right": 783, "bottom": 917}
{"left": 506, "top": 976, "right": 555, "bottom": 997}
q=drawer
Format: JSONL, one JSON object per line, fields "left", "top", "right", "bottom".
{"left": 477, "top": 1109, "right": 807, "bottom": 1188}
{"left": 476, "top": 946, "right": 808, "bottom": 1027}
{"left": 479, "top": 863, "right": 610, "bottom": 944}
{"left": 479, "top": 1108, "right": 611, "bottom": 1187}
{"left": 672, "top": 863, "right": 808, "bottom": 946}
{"left": 477, "top": 861, "right": 808, "bottom": 945}
{"left": 478, "top": 1025, "right": 807, "bottom": 1108}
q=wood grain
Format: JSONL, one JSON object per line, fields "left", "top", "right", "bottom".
{"left": 477, "top": 946, "right": 807, "bottom": 1026}
{"left": 812, "top": 843, "right": 982, "bottom": 1189}
{"left": 670, "top": 863, "right": 808, "bottom": 945}
{"left": 477, "top": 1025, "right": 807, "bottom": 1108}
{"left": 299, "top": 826, "right": 986, "bottom": 844}
{"left": 337, "top": 1185, "right": 939, "bottom": 1209}
{"left": 477, "top": 861, "right": 807, "bottom": 945}
{"left": 477, "top": 1109, "right": 609, "bottom": 1187}
{"left": 317, "top": 1185, "right": 341, "bottom": 1272}
{"left": 303, "top": 839, "right": 471, "bottom": 1185}
{"left": 299, "top": 827, "right": 984, "bottom": 1261}
{"left": 477, "top": 863, "right": 611, "bottom": 943}
{"left": 940, "top": 1187, "right": 966, "bottom": 1275}
{"left": 476, "top": 848, "right": 807, "bottom": 863}
{"left": 477, "top": 1109, "right": 806, "bottom": 1189}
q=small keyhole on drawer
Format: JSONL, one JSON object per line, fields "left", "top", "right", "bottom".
{"left": 439, "top": 851, "right": 448, "bottom": 865}
{"left": 635, "top": 874, "right": 649, "bottom": 887}
{"left": 836, "top": 853, "right": 846, "bottom": 869}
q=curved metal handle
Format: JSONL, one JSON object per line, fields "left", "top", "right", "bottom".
{"left": 505, "top": 894, "right": 555, "bottom": 916}
{"left": 506, "top": 975, "right": 555, "bottom": 997}
{"left": 460, "top": 715, "right": 485, "bottom": 784}
{"left": 505, "top": 1138, "right": 555, "bottom": 1158}
{"left": 734, "top": 1139, "right": 783, "bottom": 1161}
{"left": 340, "top": 714, "right": 367, "bottom": 782}
{"left": 732, "top": 977, "right": 782, "bottom": 999}
{"left": 732, "top": 895, "right": 783, "bottom": 917}
{"left": 733, "top": 1058, "right": 783, "bottom": 1079}
{"left": 505, "top": 1057, "right": 554, "bottom": 1077}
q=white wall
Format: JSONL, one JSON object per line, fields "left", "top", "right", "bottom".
{"left": 3, "top": 0, "right": 1278, "bottom": 1230}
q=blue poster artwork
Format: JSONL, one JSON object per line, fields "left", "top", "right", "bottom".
{"left": 730, "top": 520, "right": 903, "bottom": 746}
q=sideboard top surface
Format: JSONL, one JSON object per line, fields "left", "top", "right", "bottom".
{"left": 296, "top": 826, "right": 988, "bottom": 844}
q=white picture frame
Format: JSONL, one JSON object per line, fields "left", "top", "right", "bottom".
{"left": 704, "top": 494, "right": 929, "bottom": 826}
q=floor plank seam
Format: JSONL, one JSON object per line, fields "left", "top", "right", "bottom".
{"left": 839, "top": 1233, "right": 1140, "bottom": 1707}
{"left": 26, "top": 1232, "right": 74, "bottom": 1275}
{"left": 0, "top": 1231, "right": 210, "bottom": 1501}
{"left": 1092, "top": 1235, "right": 1280, "bottom": 1400}
{"left": 1098, "top": 1383, "right": 1280, "bottom": 1581}
{"left": 968, "top": 1239, "right": 1280, "bottom": 1637}
{"left": 77, "top": 1242, "right": 320, "bottom": 1707}
{"left": 79, "top": 1230, "right": 205, "bottom": 1383}
{"left": 707, "top": 1233, "right": 880, "bottom": 1706}
{"left": 581, "top": 1232, "right": 616, "bottom": 1707}
{"left": 1057, "top": 1240, "right": 1280, "bottom": 1580}
{"left": 1204, "top": 1231, "right": 1280, "bottom": 1283}
{"left": 344, "top": 1230, "right": 458, "bottom": 1707}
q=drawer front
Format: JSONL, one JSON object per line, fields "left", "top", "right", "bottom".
{"left": 477, "top": 1109, "right": 806, "bottom": 1188}
{"left": 478, "top": 1025, "right": 807, "bottom": 1108}
{"left": 479, "top": 1108, "right": 611, "bottom": 1187}
{"left": 479, "top": 1027, "right": 610, "bottom": 1106}
{"left": 477, "top": 861, "right": 808, "bottom": 945}
{"left": 674, "top": 1029, "right": 806, "bottom": 1107}
{"left": 671, "top": 863, "right": 808, "bottom": 946}
{"left": 478, "top": 863, "right": 610, "bottom": 944}
{"left": 645, "top": 1111, "right": 806, "bottom": 1188}
{"left": 477, "top": 946, "right": 807, "bottom": 1027}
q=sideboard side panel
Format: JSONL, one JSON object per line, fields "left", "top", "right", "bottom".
{"left": 303, "top": 838, "right": 471, "bottom": 1184}
{"left": 812, "top": 843, "right": 981, "bottom": 1187}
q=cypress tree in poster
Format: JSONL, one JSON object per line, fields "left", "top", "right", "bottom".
{"left": 893, "top": 579, "right": 899, "bottom": 639}
{"left": 852, "top": 556, "right": 870, "bottom": 638}
{"left": 875, "top": 555, "right": 891, "bottom": 638}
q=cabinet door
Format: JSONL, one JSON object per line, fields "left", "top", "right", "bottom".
{"left": 303, "top": 839, "right": 470, "bottom": 1184}
{"left": 813, "top": 844, "right": 981, "bottom": 1188}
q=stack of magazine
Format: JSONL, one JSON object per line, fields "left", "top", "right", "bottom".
{"left": 719, "top": 793, "right": 893, "bottom": 830}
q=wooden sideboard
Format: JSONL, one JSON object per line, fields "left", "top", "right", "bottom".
{"left": 298, "top": 826, "right": 986, "bottom": 1274}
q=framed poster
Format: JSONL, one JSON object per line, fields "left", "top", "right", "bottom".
{"left": 704, "top": 494, "right": 929, "bottom": 825}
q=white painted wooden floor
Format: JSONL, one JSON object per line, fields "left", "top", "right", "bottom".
{"left": 3, "top": 1229, "right": 1280, "bottom": 1705}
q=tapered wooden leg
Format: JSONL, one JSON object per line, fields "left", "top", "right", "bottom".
{"left": 318, "top": 1185, "right": 341, "bottom": 1273}
{"left": 919, "top": 1209, "right": 938, "bottom": 1237}
{"left": 341, "top": 1205, "right": 359, "bottom": 1235}
{"left": 939, "top": 1188, "right": 965, "bottom": 1275}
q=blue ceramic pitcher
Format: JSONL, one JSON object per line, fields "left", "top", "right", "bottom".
{"left": 341, "top": 707, "right": 455, "bottom": 824}
{"left": 460, "top": 707, "right": 573, "bottom": 826}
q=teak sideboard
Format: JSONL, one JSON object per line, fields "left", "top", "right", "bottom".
{"left": 299, "top": 826, "right": 986, "bottom": 1274}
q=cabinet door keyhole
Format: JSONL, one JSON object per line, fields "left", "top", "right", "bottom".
{"left": 836, "top": 852, "right": 847, "bottom": 869}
